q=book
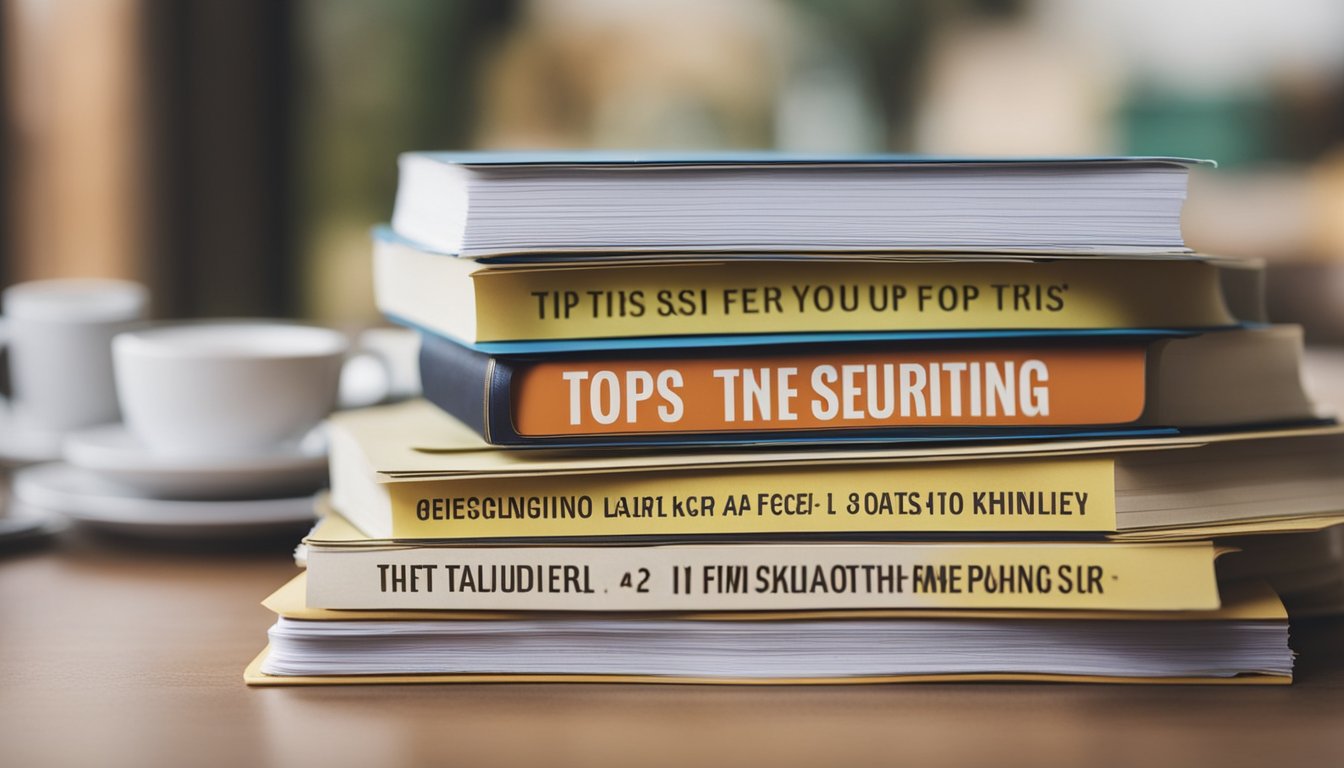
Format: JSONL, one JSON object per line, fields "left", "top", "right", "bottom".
{"left": 326, "top": 400, "right": 1344, "bottom": 540}
{"left": 302, "top": 511, "right": 1223, "bottom": 612}
{"left": 245, "top": 575, "right": 1291, "bottom": 685}
{"left": 373, "top": 230, "right": 1267, "bottom": 350}
{"left": 390, "top": 153, "right": 1206, "bottom": 258}
{"left": 418, "top": 325, "right": 1318, "bottom": 446}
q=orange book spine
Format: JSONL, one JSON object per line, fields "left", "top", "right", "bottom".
{"left": 510, "top": 345, "right": 1147, "bottom": 437}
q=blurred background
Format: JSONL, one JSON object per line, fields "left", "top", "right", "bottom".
{"left": 3, "top": 0, "right": 1344, "bottom": 336}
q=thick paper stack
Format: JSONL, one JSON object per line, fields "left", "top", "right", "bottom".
{"left": 247, "top": 154, "right": 1344, "bottom": 686}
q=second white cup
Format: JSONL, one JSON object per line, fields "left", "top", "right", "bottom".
{"left": 2, "top": 279, "right": 148, "bottom": 437}
{"left": 113, "top": 321, "right": 349, "bottom": 458}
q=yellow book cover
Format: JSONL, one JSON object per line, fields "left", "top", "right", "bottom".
{"left": 374, "top": 235, "right": 1262, "bottom": 343}
{"left": 328, "top": 401, "right": 1344, "bottom": 540}
{"left": 303, "top": 509, "right": 1223, "bottom": 612}
{"left": 384, "top": 454, "right": 1117, "bottom": 540}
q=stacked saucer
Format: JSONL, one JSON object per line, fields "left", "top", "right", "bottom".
{"left": 0, "top": 492, "right": 68, "bottom": 547}
{"left": 10, "top": 426, "right": 327, "bottom": 539}
{"left": 0, "top": 279, "right": 151, "bottom": 543}
{"left": 0, "top": 406, "right": 65, "bottom": 468}
{"left": 0, "top": 406, "right": 69, "bottom": 546}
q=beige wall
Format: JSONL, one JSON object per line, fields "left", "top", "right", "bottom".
{"left": 5, "top": 0, "right": 143, "bottom": 282}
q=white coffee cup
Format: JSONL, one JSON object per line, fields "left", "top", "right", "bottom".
{"left": 113, "top": 320, "right": 350, "bottom": 458}
{"left": 1, "top": 279, "right": 149, "bottom": 436}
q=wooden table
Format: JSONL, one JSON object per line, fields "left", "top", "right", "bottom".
{"left": 3, "top": 530, "right": 1343, "bottom": 768}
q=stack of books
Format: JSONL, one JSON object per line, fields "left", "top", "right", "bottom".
{"left": 246, "top": 154, "right": 1344, "bottom": 686}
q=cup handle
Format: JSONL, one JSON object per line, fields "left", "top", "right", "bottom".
{"left": 338, "top": 347, "right": 395, "bottom": 410}
{"left": 337, "top": 328, "right": 421, "bottom": 410}
{"left": 295, "top": 340, "right": 393, "bottom": 450}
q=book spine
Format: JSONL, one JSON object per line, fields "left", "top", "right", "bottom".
{"left": 304, "top": 540, "right": 1219, "bottom": 611}
{"left": 502, "top": 344, "right": 1148, "bottom": 439}
{"left": 470, "top": 259, "right": 1237, "bottom": 342}
{"left": 418, "top": 331, "right": 493, "bottom": 437}
{"left": 385, "top": 455, "right": 1117, "bottom": 539}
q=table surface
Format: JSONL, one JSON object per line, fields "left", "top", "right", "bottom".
{"left": 1, "top": 530, "right": 1343, "bottom": 768}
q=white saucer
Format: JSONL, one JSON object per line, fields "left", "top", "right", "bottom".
{"left": 0, "top": 499, "right": 68, "bottom": 544}
{"left": 13, "top": 463, "right": 318, "bottom": 538}
{"left": 0, "top": 406, "right": 65, "bottom": 466}
{"left": 62, "top": 423, "right": 328, "bottom": 499}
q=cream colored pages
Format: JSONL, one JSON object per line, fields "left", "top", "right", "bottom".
{"left": 244, "top": 578, "right": 1290, "bottom": 686}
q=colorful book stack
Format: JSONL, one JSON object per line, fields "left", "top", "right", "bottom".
{"left": 247, "top": 154, "right": 1344, "bottom": 686}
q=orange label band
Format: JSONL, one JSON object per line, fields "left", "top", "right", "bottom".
{"left": 512, "top": 346, "right": 1147, "bottom": 435}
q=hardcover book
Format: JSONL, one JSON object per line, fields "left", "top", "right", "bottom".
{"left": 390, "top": 153, "right": 1207, "bottom": 258}
{"left": 373, "top": 230, "right": 1267, "bottom": 350}
{"left": 417, "top": 325, "right": 1318, "bottom": 446}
